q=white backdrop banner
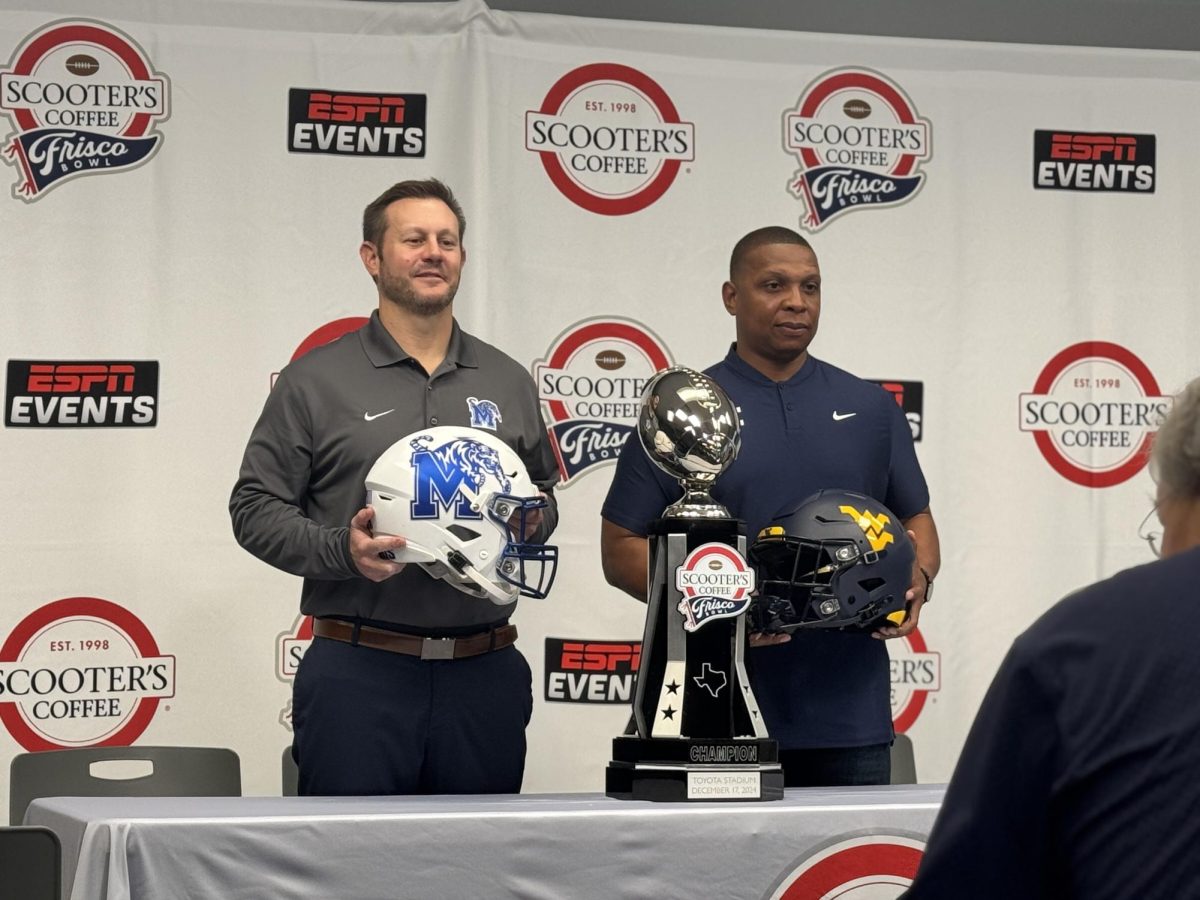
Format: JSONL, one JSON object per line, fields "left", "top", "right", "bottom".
{"left": 1, "top": 0, "right": 1195, "bottom": 806}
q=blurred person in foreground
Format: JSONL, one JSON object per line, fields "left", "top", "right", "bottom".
{"left": 905, "top": 375, "right": 1200, "bottom": 898}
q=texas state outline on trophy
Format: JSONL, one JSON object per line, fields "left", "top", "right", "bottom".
{"left": 605, "top": 366, "right": 784, "bottom": 802}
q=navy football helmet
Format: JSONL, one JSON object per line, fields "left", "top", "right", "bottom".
{"left": 747, "top": 489, "right": 915, "bottom": 632}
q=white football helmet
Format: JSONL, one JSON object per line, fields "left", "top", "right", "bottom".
{"left": 364, "top": 426, "right": 557, "bottom": 605}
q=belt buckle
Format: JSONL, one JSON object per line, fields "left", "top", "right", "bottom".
{"left": 420, "top": 637, "right": 456, "bottom": 660}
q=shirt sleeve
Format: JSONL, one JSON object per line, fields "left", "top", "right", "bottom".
{"left": 600, "top": 433, "right": 679, "bottom": 535}
{"left": 904, "top": 634, "right": 1061, "bottom": 898}
{"left": 228, "top": 369, "right": 359, "bottom": 580}
{"left": 883, "top": 396, "right": 930, "bottom": 520}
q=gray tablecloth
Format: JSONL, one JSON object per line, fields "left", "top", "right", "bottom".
{"left": 27, "top": 787, "right": 944, "bottom": 900}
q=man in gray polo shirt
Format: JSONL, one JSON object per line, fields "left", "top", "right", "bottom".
{"left": 230, "top": 178, "right": 559, "bottom": 796}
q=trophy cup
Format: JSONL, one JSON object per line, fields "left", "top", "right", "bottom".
{"left": 605, "top": 367, "right": 783, "bottom": 802}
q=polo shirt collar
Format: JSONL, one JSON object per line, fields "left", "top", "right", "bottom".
{"left": 722, "top": 343, "right": 816, "bottom": 387}
{"left": 359, "top": 310, "right": 479, "bottom": 369}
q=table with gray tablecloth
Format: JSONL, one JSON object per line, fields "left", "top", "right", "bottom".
{"left": 26, "top": 787, "right": 944, "bottom": 900}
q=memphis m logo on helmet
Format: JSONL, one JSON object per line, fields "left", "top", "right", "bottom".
{"left": 407, "top": 432, "right": 513, "bottom": 519}
{"left": 365, "top": 426, "right": 557, "bottom": 604}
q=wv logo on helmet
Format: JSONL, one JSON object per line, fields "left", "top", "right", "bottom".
{"left": 410, "top": 435, "right": 513, "bottom": 519}
{"left": 839, "top": 504, "right": 895, "bottom": 552}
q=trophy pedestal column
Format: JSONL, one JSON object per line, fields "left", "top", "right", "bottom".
{"left": 605, "top": 517, "right": 783, "bottom": 802}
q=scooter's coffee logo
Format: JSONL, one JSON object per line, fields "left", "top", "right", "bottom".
{"left": 1, "top": 19, "right": 170, "bottom": 201}
{"left": 526, "top": 63, "right": 694, "bottom": 215}
{"left": 675, "top": 543, "right": 755, "bottom": 633}
{"left": 533, "top": 317, "right": 673, "bottom": 485}
{"left": 0, "top": 597, "right": 175, "bottom": 750}
{"left": 889, "top": 627, "right": 940, "bottom": 733}
{"left": 1020, "top": 341, "right": 1170, "bottom": 487}
{"left": 783, "top": 68, "right": 931, "bottom": 231}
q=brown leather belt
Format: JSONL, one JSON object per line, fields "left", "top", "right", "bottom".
{"left": 312, "top": 618, "right": 517, "bottom": 660}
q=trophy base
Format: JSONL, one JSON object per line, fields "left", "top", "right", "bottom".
{"left": 605, "top": 736, "right": 784, "bottom": 802}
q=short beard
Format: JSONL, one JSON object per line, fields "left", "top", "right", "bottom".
{"left": 378, "top": 272, "right": 457, "bottom": 318}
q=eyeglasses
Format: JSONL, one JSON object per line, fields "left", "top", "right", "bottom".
{"left": 1137, "top": 503, "right": 1162, "bottom": 558}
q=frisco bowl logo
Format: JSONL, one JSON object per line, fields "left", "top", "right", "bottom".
{"left": 888, "top": 627, "right": 940, "bottom": 734}
{"left": 764, "top": 834, "right": 926, "bottom": 899}
{"left": 1, "top": 19, "right": 170, "bottom": 201}
{"left": 526, "top": 63, "right": 694, "bottom": 215}
{"left": 675, "top": 543, "right": 755, "bottom": 633}
{"left": 1020, "top": 341, "right": 1170, "bottom": 487}
{"left": 534, "top": 318, "right": 672, "bottom": 486}
{"left": 783, "top": 68, "right": 931, "bottom": 231}
{"left": 0, "top": 597, "right": 176, "bottom": 750}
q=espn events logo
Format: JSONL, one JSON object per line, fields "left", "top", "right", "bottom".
{"left": 889, "top": 627, "right": 939, "bottom": 734}
{"left": 1021, "top": 342, "right": 1170, "bottom": 487}
{"left": 1, "top": 19, "right": 169, "bottom": 201}
{"left": 544, "top": 638, "right": 640, "bottom": 704}
{"left": 783, "top": 68, "right": 931, "bottom": 232}
{"left": 534, "top": 318, "right": 673, "bottom": 486}
{"left": 0, "top": 597, "right": 176, "bottom": 750}
{"left": 1033, "top": 130, "right": 1155, "bottom": 193}
{"left": 6, "top": 360, "right": 158, "bottom": 427}
{"left": 871, "top": 379, "right": 924, "bottom": 442}
{"left": 526, "top": 63, "right": 694, "bottom": 215}
{"left": 288, "top": 89, "right": 426, "bottom": 158}
{"left": 763, "top": 834, "right": 926, "bottom": 899}
{"left": 675, "top": 543, "right": 755, "bottom": 633}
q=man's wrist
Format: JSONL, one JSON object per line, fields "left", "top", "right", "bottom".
{"left": 919, "top": 566, "right": 934, "bottom": 603}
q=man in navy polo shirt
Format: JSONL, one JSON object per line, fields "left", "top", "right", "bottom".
{"left": 600, "top": 226, "right": 940, "bottom": 787}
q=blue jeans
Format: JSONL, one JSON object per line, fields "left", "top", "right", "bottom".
{"left": 779, "top": 742, "right": 892, "bottom": 787}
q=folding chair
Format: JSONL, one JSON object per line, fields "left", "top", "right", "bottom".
{"left": 9, "top": 745, "right": 241, "bottom": 825}
{"left": 0, "top": 825, "right": 61, "bottom": 900}
{"left": 282, "top": 744, "right": 299, "bottom": 797}
{"left": 890, "top": 733, "right": 918, "bottom": 784}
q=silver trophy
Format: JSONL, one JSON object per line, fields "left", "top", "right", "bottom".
{"left": 608, "top": 365, "right": 781, "bottom": 802}
{"left": 637, "top": 367, "right": 741, "bottom": 519}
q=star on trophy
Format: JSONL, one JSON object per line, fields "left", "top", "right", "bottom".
{"left": 606, "top": 367, "right": 783, "bottom": 802}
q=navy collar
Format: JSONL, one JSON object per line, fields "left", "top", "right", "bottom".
{"left": 722, "top": 344, "right": 816, "bottom": 387}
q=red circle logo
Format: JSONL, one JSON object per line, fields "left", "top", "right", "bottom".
{"left": 767, "top": 835, "right": 925, "bottom": 899}
{"left": 0, "top": 598, "right": 175, "bottom": 750}
{"left": 1019, "top": 342, "right": 1169, "bottom": 487}
{"left": 889, "top": 627, "right": 939, "bottom": 734}
{"left": 525, "top": 63, "right": 694, "bottom": 215}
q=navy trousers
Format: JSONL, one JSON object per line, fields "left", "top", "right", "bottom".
{"left": 779, "top": 742, "right": 892, "bottom": 787}
{"left": 292, "top": 635, "right": 533, "bottom": 796}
